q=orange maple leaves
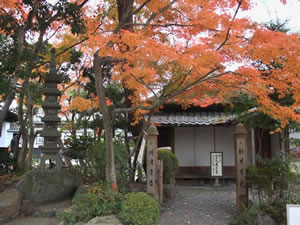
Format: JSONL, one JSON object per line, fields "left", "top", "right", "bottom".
{"left": 50, "top": 0, "right": 300, "bottom": 128}
{"left": 68, "top": 96, "right": 99, "bottom": 112}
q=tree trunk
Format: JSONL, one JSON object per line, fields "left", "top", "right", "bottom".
{"left": 91, "top": 0, "right": 135, "bottom": 187}
{"left": 104, "top": 123, "right": 117, "bottom": 184}
{"left": 0, "top": 94, "right": 15, "bottom": 136}
{"left": 0, "top": 28, "right": 25, "bottom": 136}
{"left": 281, "top": 125, "right": 289, "bottom": 155}
{"left": 17, "top": 132, "right": 28, "bottom": 169}
{"left": 16, "top": 77, "right": 29, "bottom": 169}
{"left": 94, "top": 55, "right": 117, "bottom": 186}
{"left": 26, "top": 104, "right": 35, "bottom": 170}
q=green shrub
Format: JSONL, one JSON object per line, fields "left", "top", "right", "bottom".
{"left": 158, "top": 150, "right": 178, "bottom": 184}
{"left": 65, "top": 135, "right": 94, "bottom": 159}
{"left": 231, "top": 204, "right": 260, "bottom": 225}
{"left": 0, "top": 149, "right": 16, "bottom": 174}
{"left": 232, "top": 156, "right": 300, "bottom": 225}
{"left": 120, "top": 192, "right": 160, "bottom": 225}
{"left": 86, "top": 139, "right": 129, "bottom": 189}
{"left": 247, "top": 156, "right": 297, "bottom": 206}
{"left": 59, "top": 181, "right": 122, "bottom": 225}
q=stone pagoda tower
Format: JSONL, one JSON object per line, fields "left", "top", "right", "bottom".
{"left": 40, "top": 48, "right": 63, "bottom": 170}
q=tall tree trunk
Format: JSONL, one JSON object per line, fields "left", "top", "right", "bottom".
{"left": 16, "top": 77, "right": 29, "bottom": 169}
{"left": 18, "top": 132, "right": 28, "bottom": 169}
{"left": 94, "top": 55, "right": 117, "bottom": 186}
{"left": 26, "top": 104, "right": 34, "bottom": 170}
{"left": 91, "top": 0, "right": 135, "bottom": 187}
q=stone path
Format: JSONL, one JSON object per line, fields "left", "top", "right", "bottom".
{"left": 159, "top": 183, "right": 236, "bottom": 225}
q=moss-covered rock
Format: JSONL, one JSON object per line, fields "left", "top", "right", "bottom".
{"left": 16, "top": 169, "right": 81, "bottom": 204}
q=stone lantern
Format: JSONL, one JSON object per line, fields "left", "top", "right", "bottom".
{"left": 40, "top": 48, "right": 63, "bottom": 170}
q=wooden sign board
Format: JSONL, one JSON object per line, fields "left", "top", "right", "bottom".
{"left": 287, "top": 204, "right": 300, "bottom": 225}
{"left": 236, "top": 138, "right": 247, "bottom": 192}
{"left": 235, "top": 137, "right": 248, "bottom": 210}
{"left": 210, "top": 152, "right": 223, "bottom": 177}
{"left": 146, "top": 137, "right": 157, "bottom": 195}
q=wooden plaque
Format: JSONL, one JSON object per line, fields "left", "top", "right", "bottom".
{"left": 210, "top": 152, "right": 223, "bottom": 177}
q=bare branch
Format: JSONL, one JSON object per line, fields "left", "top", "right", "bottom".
{"left": 216, "top": 0, "right": 243, "bottom": 51}
{"left": 145, "top": 0, "right": 177, "bottom": 26}
{"left": 171, "top": 8, "right": 192, "bottom": 21}
{"left": 129, "top": 73, "right": 158, "bottom": 100}
{"left": 114, "top": 68, "right": 228, "bottom": 114}
{"left": 92, "top": 4, "right": 116, "bottom": 34}
{"left": 44, "top": 25, "right": 62, "bottom": 43}
{"left": 134, "top": 23, "right": 194, "bottom": 28}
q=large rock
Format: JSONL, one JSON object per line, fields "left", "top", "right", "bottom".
{"left": 256, "top": 213, "right": 275, "bottom": 225}
{"left": 16, "top": 169, "right": 81, "bottom": 204}
{"left": 84, "top": 215, "right": 123, "bottom": 225}
{"left": 0, "top": 189, "right": 22, "bottom": 223}
{"left": 21, "top": 199, "right": 35, "bottom": 216}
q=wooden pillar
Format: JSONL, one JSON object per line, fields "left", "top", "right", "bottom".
{"left": 234, "top": 123, "right": 248, "bottom": 211}
{"left": 158, "top": 160, "right": 163, "bottom": 204}
{"left": 146, "top": 124, "right": 159, "bottom": 200}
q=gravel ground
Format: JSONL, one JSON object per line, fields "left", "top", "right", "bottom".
{"left": 159, "top": 183, "right": 236, "bottom": 225}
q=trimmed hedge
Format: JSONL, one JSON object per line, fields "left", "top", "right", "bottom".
{"left": 120, "top": 192, "right": 160, "bottom": 225}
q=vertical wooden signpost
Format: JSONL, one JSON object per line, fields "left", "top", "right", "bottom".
{"left": 234, "top": 123, "right": 248, "bottom": 211}
{"left": 146, "top": 124, "right": 159, "bottom": 200}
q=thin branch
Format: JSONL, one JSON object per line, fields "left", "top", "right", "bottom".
{"left": 171, "top": 8, "right": 192, "bottom": 21}
{"left": 114, "top": 68, "right": 227, "bottom": 114}
{"left": 130, "top": 109, "right": 155, "bottom": 158}
{"left": 216, "top": 0, "right": 243, "bottom": 51}
{"left": 79, "top": 0, "right": 89, "bottom": 8}
{"left": 36, "top": 37, "right": 89, "bottom": 68}
{"left": 44, "top": 25, "right": 62, "bottom": 43}
{"left": 145, "top": 0, "right": 177, "bottom": 26}
{"left": 129, "top": 73, "right": 158, "bottom": 100}
{"left": 160, "top": 69, "right": 190, "bottom": 97}
{"left": 134, "top": 23, "right": 194, "bottom": 28}
{"left": 132, "top": 0, "right": 151, "bottom": 15}
{"left": 92, "top": 4, "right": 116, "bottom": 34}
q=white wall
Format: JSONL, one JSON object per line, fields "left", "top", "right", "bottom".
{"left": 215, "top": 127, "right": 235, "bottom": 166}
{"left": 195, "top": 127, "right": 214, "bottom": 166}
{"left": 175, "top": 126, "right": 235, "bottom": 167}
{"left": 174, "top": 127, "right": 195, "bottom": 166}
{"left": 0, "top": 122, "right": 12, "bottom": 148}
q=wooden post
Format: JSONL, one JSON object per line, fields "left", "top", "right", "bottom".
{"left": 234, "top": 123, "right": 248, "bottom": 211}
{"left": 158, "top": 160, "right": 163, "bottom": 204}
{"left": 146, "top": 124, "right": 159, "bottom": 200}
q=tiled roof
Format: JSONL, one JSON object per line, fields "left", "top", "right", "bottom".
{"left": 148, "top": 112, "right": 236, "bottom": 126}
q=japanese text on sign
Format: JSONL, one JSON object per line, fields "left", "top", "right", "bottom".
{"left": 211, "top": 152, "right": 223, "bottom": 177}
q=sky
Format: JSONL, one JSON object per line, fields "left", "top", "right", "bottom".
{"left": 244, "top": 0, "right": 300, "bottom": 32}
